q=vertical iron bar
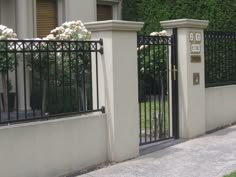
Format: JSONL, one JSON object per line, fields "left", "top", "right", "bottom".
{"left": 39, "top": 42, "right": 43, "bottom": 117}
{"left": 163, "top": 37, "right": 166, "bottom": 138}
{"left": 23, "top": 41, "right": 27, "bottom": 119}
{"left": 158, "top": 36, "right": 162, "bottom": 139}
{"left": 62, "top": 42, "right": 65, "bottom": 113}
{"left": 75, "top": 42, "right": 80, "bottom": 112}
{"left": 95, "top": 42, "right": 99, "bottom": 109}
{"left": 82, "top": 42, "right": 86, "bottom": 111}
{"left": 47, "top": 42, "right": 50, "bottom": 116}
{"left": 54, "top": 42, "right": 58, "bottom": 113}
{"left": 223, "top": 32, "right": 226, "bottom": 82}
{"left": 153, "top": 36, "right": 157, "bottom": 141}
{"left": 31, "top": 41, "right": 35, "bottom": 117}
{"left": 88, "top": 42, "right": 93, "bottom": 111}
{"left": 167, "top": 38, "right": 171, "bottom": 138}
{"left": 148, "top": 35, "right": 152, "bottom": 142}
{"left": 172, "top": 28, "right": 179, "bottom": 139}
{"left": 6, "top": 41, "right": 10, "bottom": 121}
{"left": 143, "top": 35, "right": 147, "bottom": 143}
{"left": 215, "top": 31, "right": 218, "bottom": 84}
{"left": 213, "top": 32, "right": 216, "bottom": 85}
{"left": 69, "top": 42, "right": 72, "bottom": 112}
{"left": 14, "top": 42, "right": 19, "bottom": 120}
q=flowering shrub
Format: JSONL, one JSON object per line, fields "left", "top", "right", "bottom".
{"left": 0, "top": 25, "right": 17, "bottom": 112}
{"left": 0, "top": 25, "right": 18, "bottom": 73}
{"left": 44, "top": 20, "right": 91, "bottom": 40}
{"left": 0, "top": 25, "right": 17, "bottom": 40}
{"left": 28, "top": 21, "right": 92, "bottom": 114}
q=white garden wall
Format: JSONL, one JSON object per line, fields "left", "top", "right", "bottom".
{"left": 0, "top": 113, "right": 108, "bottom": 177}
{"left": 206, "top": 86, "right": 236, "bottom": 132}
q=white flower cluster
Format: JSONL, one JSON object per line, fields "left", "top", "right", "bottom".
{"left": 150, "top": 30, "right": 167, "bottom": 36}
{"left": 138, "top": 30, "right": 168, "bottom": 51}
{"left": 44, "top": 20, "right": 91, "bottom": 41}
{"left": 0, "top": 25, "right": 17, "bottom": 40}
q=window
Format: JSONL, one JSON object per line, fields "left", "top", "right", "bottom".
{"left": 36, "top": 0, "right": 57, "bottom": 37}
{"left": 97, "top": 4, "right": 113, "bottom": 21}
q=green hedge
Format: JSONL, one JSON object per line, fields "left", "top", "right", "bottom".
{"left": 31, "top": 85, "right": 92, "bottom": 114}
{"left": 122, "top": 0, "right": 236, "bottom": 33}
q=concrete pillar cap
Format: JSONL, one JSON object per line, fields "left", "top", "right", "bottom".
{"left": 85, "top": 20, "right": 144, "bottom": 32}
{"left": 161, "top": 19, "right": 209, "bottom": 29}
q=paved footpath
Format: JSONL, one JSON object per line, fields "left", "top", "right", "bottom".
{"left": 79, "top": 125, "right": 236, "bottom": 177}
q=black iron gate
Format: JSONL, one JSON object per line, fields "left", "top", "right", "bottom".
{"left": 137, "top": 29, "right": 179, "bottom": 145}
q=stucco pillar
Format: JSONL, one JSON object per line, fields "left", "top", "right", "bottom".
{"left": 86, "top": 20, "right": 144, "bottom": 162}
{"left": 161, "top": 19, "right": 209, "bottom": 138}
{"left": 16, "top": 0, "right": 33, "bottom": 111}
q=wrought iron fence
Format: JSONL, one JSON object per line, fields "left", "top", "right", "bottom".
{"left": 0, "top": 39, "right": 104, "bottom": 125}
{"left": 204, "top": 31, "right": 236, "bottom": 87}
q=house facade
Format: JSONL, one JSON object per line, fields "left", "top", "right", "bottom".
{"left": 0, "top": 0, "right": 122, "bottom": 38}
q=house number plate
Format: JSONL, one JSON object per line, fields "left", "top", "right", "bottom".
{"left": 191, "top": 44, "right": 201, "bottom": 53}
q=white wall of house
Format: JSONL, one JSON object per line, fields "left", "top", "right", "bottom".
{"left": 0, "top": 113, "right": 108, "bottom": 177}
{"left": 0, "top": 0, "right": 16, "bottom": 31}
{"left": 0, "top": 0, "right": 122, "bottom": 38}
{"left": 59, "top": 0, "right": 123, "bottom": 25}
{"left": 64, "top": 0, "right": 97, "bottom": 23}
{"left": 206, "top": 86, "right": 236, "bottom": 131}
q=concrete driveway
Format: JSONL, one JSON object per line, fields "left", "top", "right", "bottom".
{"left": 79, "top": 125, "right": 236, "bottom": 177}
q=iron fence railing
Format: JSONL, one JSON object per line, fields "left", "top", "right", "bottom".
{"left": 204, "top": 31, "right": 236, "bottom": 87}
{"left": 0, "top": 39, "right": 104, "bottom": 125}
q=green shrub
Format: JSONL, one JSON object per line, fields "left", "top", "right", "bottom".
{"left": 30, "top": 84, "right": 93, "bottom": 115}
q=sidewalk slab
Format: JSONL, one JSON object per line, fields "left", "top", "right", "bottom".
{"left": 79, "top": 125, "right": 236, "bottom": 177}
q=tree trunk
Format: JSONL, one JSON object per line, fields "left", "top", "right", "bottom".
{"left": 1, "top": 73, "right": 8, "bottom": 112}
{"left": 41, "top": 79, "right": 47, "bottom": 115}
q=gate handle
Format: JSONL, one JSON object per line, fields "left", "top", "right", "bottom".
{"left": 172, "top": 65, "right": 178, "bottom": 81}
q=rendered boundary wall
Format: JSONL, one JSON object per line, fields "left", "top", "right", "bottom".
{"left": 0, "top": 113, "right": 108, "bottom": 177}
{"left": 206, "top": 86, "right": 236, "bottom": 131}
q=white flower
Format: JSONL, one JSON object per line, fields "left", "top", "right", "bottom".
{"left": 0, "top": 25, "right": 7, "bottom": 31}
{"left": 45, "top": 34, "right": 55, "bottom": 40}
{"left": 47, "top": 20, "right": 91, "bottom": 41}
{"left": 150, "top": 32, "right": 159, "bottom": 36}
{"left": 3, "top": 28, "right": 13, "bottom": 35}
{"left": 0, "top": 36, "right": 6, "bottom": 40}
{"left": 139, "top": 45, "right": 148, "bottom": 50}
{"left": 51, "top": 26, "right": 64, "bottom": 35}
{"left": 158, "top": 30, "right": 167, "bottom": 36}
{"left": 0, "top": 25, "right": 17, "bottom": 40}
{"left": 150, "top": 30, "right": 167, "bottom": 36}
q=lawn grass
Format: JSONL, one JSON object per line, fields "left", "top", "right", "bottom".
{"left": 224, "top": 171, "right": 236, "bottom": 177}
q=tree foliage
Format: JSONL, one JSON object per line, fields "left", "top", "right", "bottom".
{"left": 122, "top": 0, "right": 236, "bottom": 33}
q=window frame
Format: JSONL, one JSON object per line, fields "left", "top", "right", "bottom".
{"left": 34, "top": 0, "right": 59, "bottom": 37}
{"left": 96, "top": 0, "right": 122, "bottom": 20}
